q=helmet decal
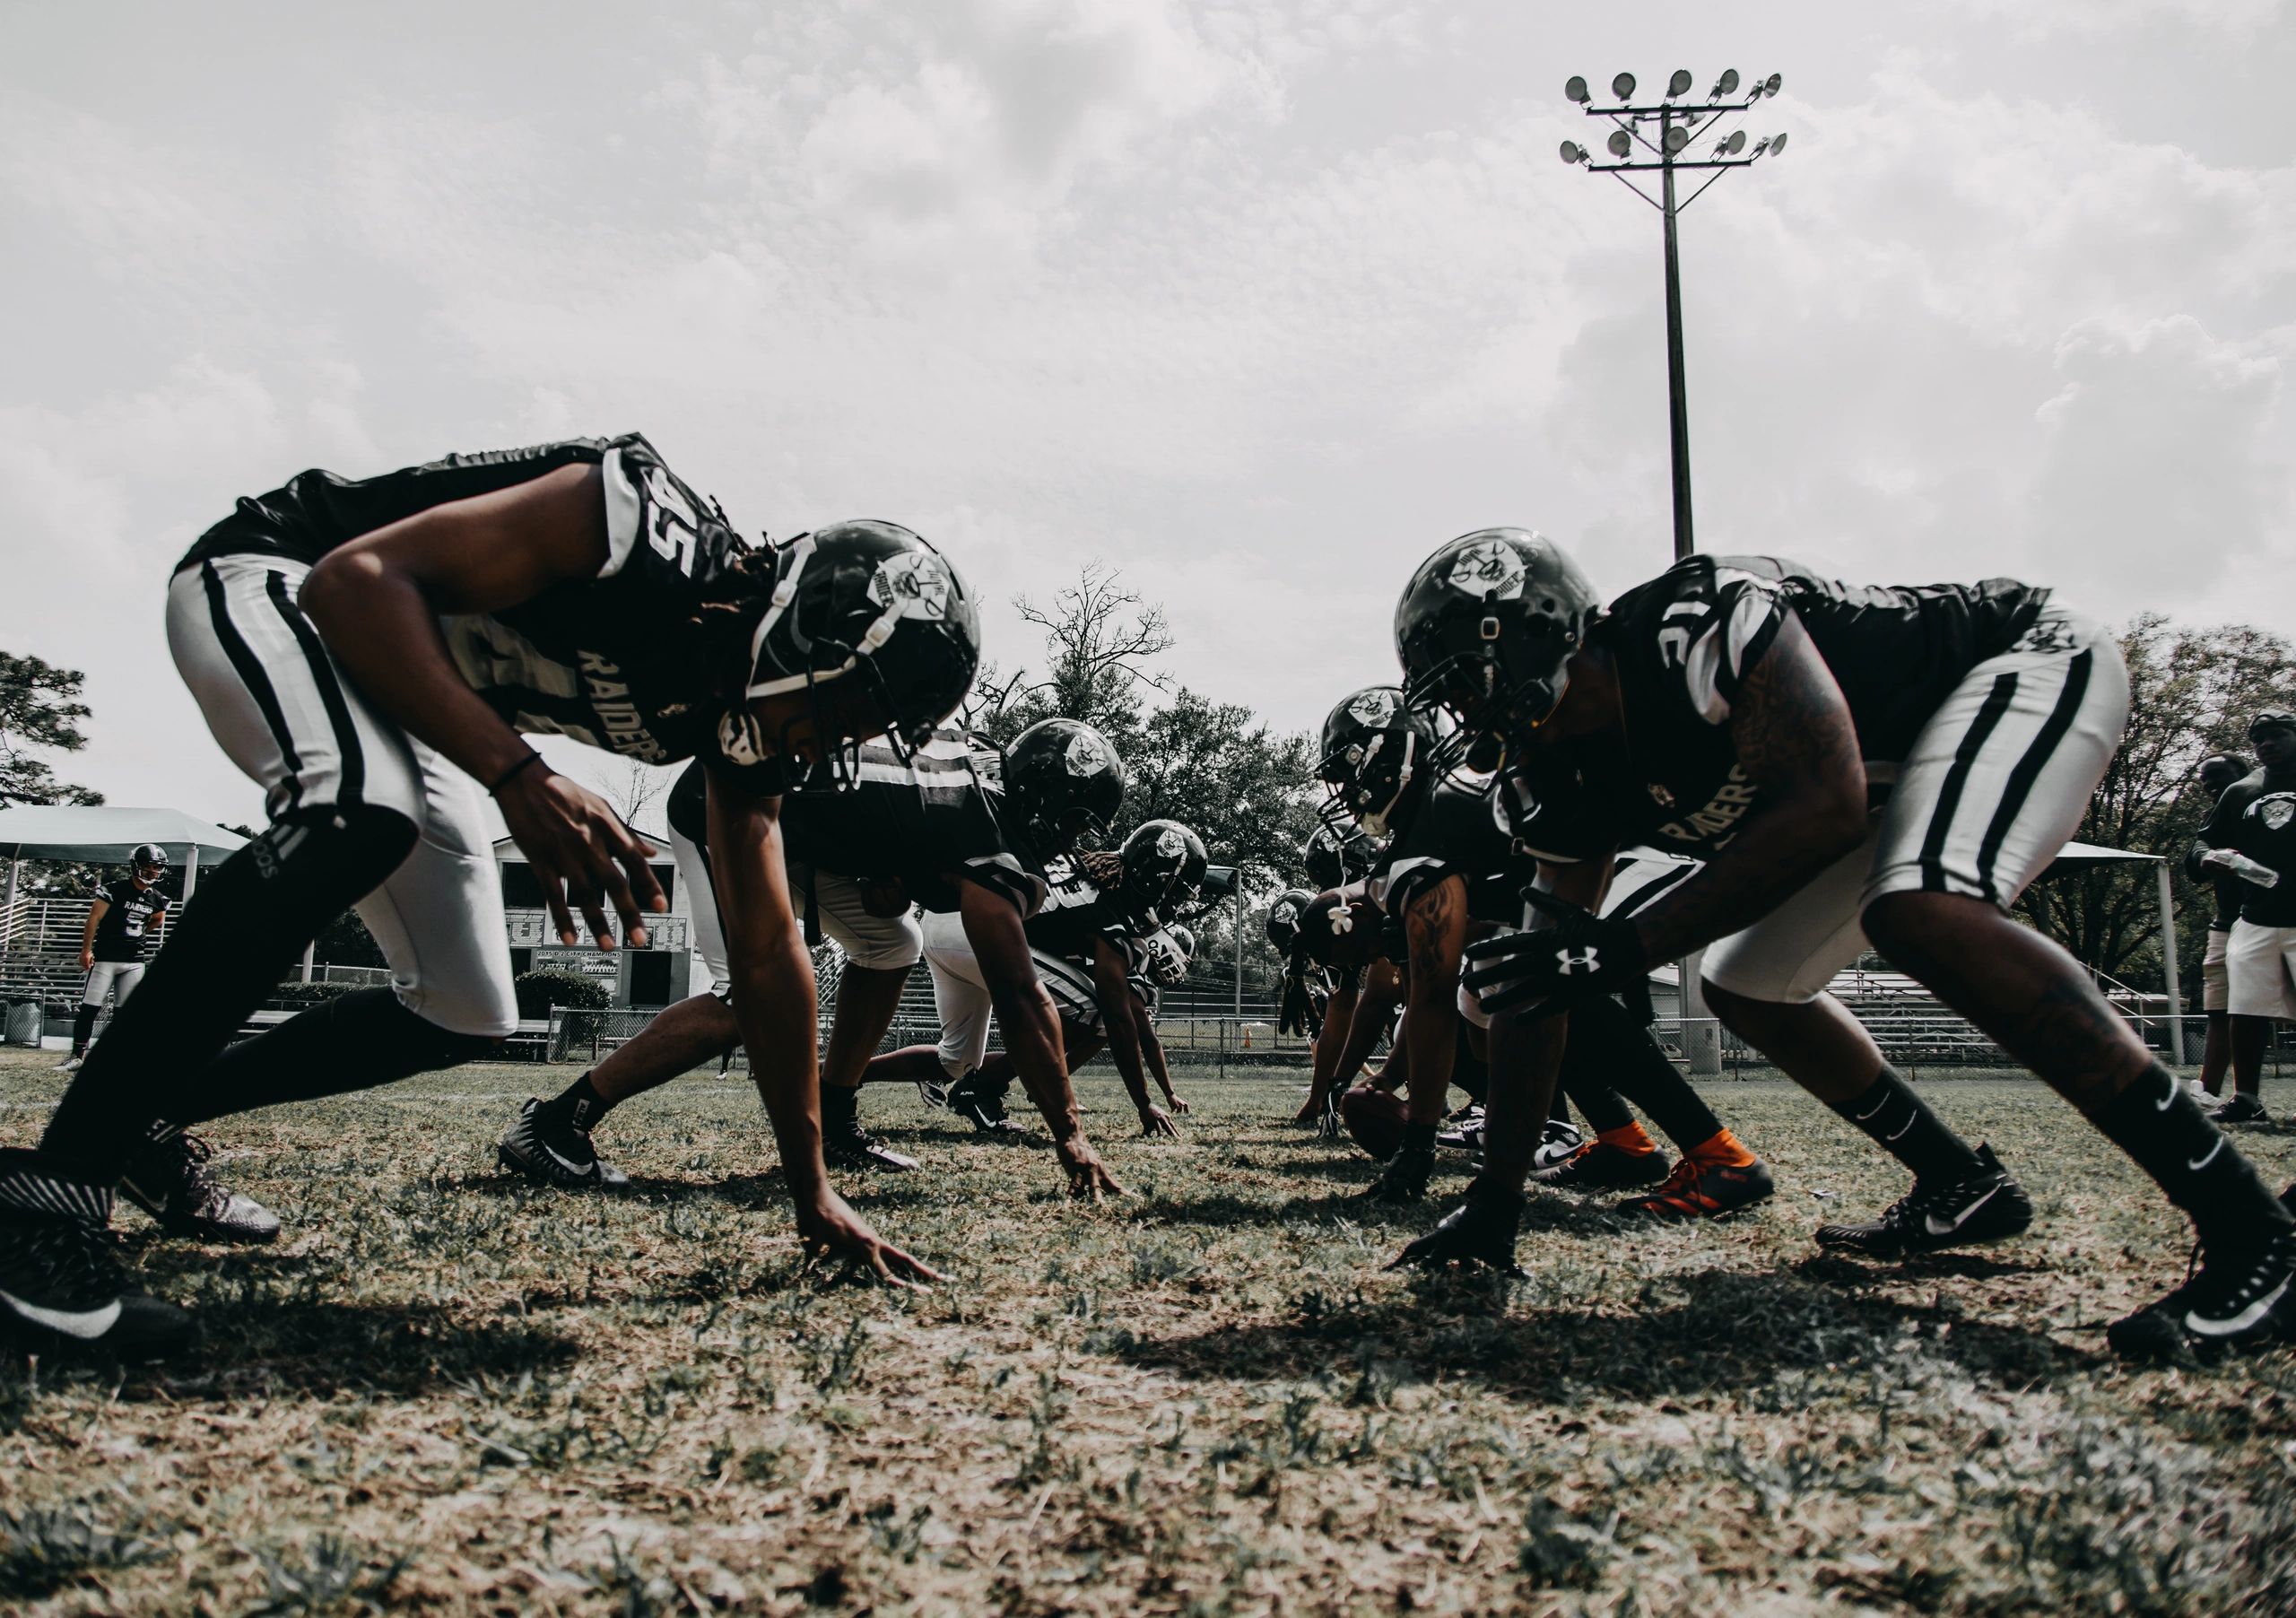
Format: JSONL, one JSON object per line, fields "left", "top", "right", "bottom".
{"left": 717, "top": 709, "right": 769, "bottom": 767}
{"left": 1273, "top": 900, "right": 1299, "bottom": 926}
{"left": 866, "top": 549, "right": 957, "bottom": 623}
{"left": 1445, "top": 536, "right": 1527, "bottom": 600}
{"left": 1155, "top": 826, "right": 1186, "bottom": 859}
{"left": 1064, "top": 731, "right": 1111, "bottom": 778}
{"left": 1347, "top": 688, "right": 1398, "bottom": 726}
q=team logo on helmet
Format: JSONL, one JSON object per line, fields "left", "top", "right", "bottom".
{"left": 1445, "top": 536, "right": 1527, "bottom": 600}
{"left": 866, "top": 549, "right": 956, "bottom": 622}
{"left": 1065, "top": 731, "right": 1111, "bottom": 778}
{"left": 1272, "top": 900, "right": 1300, "bottom": 926}
{"left": 1155, "top": 826, "right": 1186, "bottom": 859}
{"left": 1347, "top": 689, "right": 1398, "bottom": 727}
{"left": 2262, "top": 796, "right": 2295, "bottom": 831}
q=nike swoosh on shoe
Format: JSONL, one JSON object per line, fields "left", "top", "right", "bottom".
{"left": 1924, "top": 1182, "right": 2000, "bottom": 1237}
{"left": 539, "top": 1142, "right": 596, "bottom": 1179}
{"left": 2188, "top": 1139, "right": 2225, "bottom": 1172}
{"left": 0, "top": 1286, "right": 123, "bottom": 1340}
{"left": 2187, "top": 1274, "right": 2292, "bottom": 1338}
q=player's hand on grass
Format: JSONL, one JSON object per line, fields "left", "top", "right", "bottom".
{"left": 495, "top": 765, "right": 667, "bottom": 948}
{"left": 1138, "top": 1104, "right": 1179, "bottom": 1139}
{"left": 1057, "top": 1139, "right": 1127, "bottom": 1202}
{"left": 1164, "top": 1092, "right": 1191, "bottom": 1116}
{"left": 797, "top": 1188, "right": 944, "bottom": 1287}
{"left": 1293, "top": 1095, "right": 1323, "bottom": 1126}
{"left": 1391, "top": 1179, "right": 1526, "bottom": 1275}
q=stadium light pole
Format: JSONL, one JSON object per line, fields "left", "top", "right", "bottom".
{"left": 1560, "top": 68, "right": 1790, "bottom": 561}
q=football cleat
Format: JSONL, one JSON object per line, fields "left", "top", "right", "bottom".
{"left": 119, "top": 1132, "right": 281, "bottom": 1244}
{"left": 947, "top": 1075, "right": 1027, "bottom": 1139}
{"left": 1435, "top": 1104, "right": 1486, "bottom": 1153}
{"left": 1358, "top": 1144, "right": 1436, "bottom": 1205}
{"left": 1531, "top": 1116, "right": 1585, "bottom": 1171}
{"left": 497, "top": 1098, "right": 630, "bottom": 1190}
{"left": 0, "top": 1157, "right": 194, "bottom": 1356}
{"left": 1813, "top": 1144, "right": 2031, "bottom": 1258}
{"left": 2212, "top": 1094, "right": 2269, "bottom": 1127}
{"left": 1617, "top": 1154, "right": 1775, "bottom": 1222}
{"left": 1531, "top": 1139, "right": 1669, "bottom": 1192}
{"left": 2109, "top": 1228, "right": 2296, "bottom": 1362}
{"left": 53, "top": 1054, "right": 83, "bottom": 1073}
{"left": 824, "top": 1121, "right": 920, "bottom": 1172}
{"left": 914, "top": 1077, "right": 951, "bottom": 1110}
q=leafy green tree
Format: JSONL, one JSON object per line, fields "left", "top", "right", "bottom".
{"left": 2018, "top": 615, "right": 2296, "bottom": 992}
{"left": 0, "top": 651, "right": 103, "bottom": 809}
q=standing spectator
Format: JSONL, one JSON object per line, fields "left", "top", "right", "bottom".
{"left": 2186, "top": 752, "right": 2252, "bottom": 1104}
{"left": 2198, "top": 713, "right": 2296, "bottom": 1124}
{"left": 55, "top": 844, "right": 171, "bottom": 1074}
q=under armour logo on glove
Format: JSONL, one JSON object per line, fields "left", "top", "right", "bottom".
{"left": 1461, "top": 889, "right": 1647, "bottom": 1013}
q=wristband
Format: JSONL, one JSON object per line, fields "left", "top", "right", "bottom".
{"left": 489, "top": 752, "right": 546, "bottom": 795}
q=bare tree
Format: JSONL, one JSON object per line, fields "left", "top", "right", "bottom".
{"left": 602, "top": 757, "right": 676, "bottom": 837}
{"left": 980, "top": 562, "right": 1174, "bottom": 748}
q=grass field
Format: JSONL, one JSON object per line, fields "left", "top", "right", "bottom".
{"left": 4, "top": 1048, "right": 2296, "bottom": 1615}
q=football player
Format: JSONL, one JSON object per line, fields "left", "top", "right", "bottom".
{"left": 58, "top": 843, "right": 172, "bottom": 1074}
{"left": 1315, "top": 687, "right": 1770, "bottom": 1218}
{"left": 499, "top": 721, "right": 1134, "bottom": 1194}
{"left": 1392, "top": 530, "right": 2293, "bottom": 1361}
{"left": 2184, "top": 752, "right": 2252, "bottom": 1105}
{"left": 1, "top": 434, "right": 975, "bottom": 1353}
{"left": 2198, "top": 713, "right": 2296, "bottom": 1126}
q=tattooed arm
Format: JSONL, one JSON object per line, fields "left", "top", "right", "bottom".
{"left": 1629, "top": 612, "right": 1869, "bottom": 965}
{"left": 1399, "top": 874, "right": 1469, "bottom": 1127}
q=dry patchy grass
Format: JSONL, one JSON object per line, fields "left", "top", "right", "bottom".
{"left": 4, "top": 1049, "right": 2296, "bottom": 1614}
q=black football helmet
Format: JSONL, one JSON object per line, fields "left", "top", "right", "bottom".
{"left": 1003, "top": 718, "right": 1125, "bottom": 857}
{"left": 1265, "top": 887, "right": 1316, "bottom": 953}
{"left": 2199, "top": 752, "right": 2251, "bottom": 795}
{"left": 129, "top": 843, "right": 168, "bottom": 882}
{"left": 1318, "top": 685, "right": 1436, "bottom": 840}
{"left": 1119, "top": 819, "right": 1208, "bottom": 918}
{"left": 1394, "top": 527, "right": 1600, "bottom": 772}
{"left": 724, "top": 521, "right": 982, "bottom": 783}
{"left": 1302, "top": 823, "right": 1381, "bottom": 892}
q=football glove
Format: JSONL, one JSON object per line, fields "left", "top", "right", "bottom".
{"left": 1278, "top": 959, "right": 1324, "bottom": 1038}
{"left": 1391, "top": 1177, "right": 1526, "bottom": 1274}
{"left": 1460, "top": 889, "right": 1647, "bottom": 1013}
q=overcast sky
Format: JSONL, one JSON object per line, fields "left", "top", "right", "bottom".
{"left": 5, "top": 0, "right": 2293, "bottom": 836}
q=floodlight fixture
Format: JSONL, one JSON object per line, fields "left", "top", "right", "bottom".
{"left": 1607, "top": 128, "right": 1634, "bottom": 158}
{"left": 1764, "top": 73, "right": 1783, "bottom": 95}
{"left": 1713, "top": 69, "right": 1740, "bottom": 97}
{"left": 1613, "top": 71, "right": 1637, "bottom": 99}
{"left": 1767, "top": 132, "right": 1788, "bottom": 156}
{"left": 1565, "top": 74, "right": 1590, "bottom": 103}
{"left": 1560, "top": 140, "right": 1586, "bottom": 165}
{"left": 1664, "top": 125, "right": 1689, "bottom": 153}
{"left": 1666, "top": 68, "right": 1693, "bottom": 99}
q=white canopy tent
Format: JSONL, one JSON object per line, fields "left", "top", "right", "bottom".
{"left": 0, "top": 805, "right": 248, "bottom": 934}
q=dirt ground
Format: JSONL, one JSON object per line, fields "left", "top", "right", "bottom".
{"left": 4, "top": 1048, "right": 2295, "bottom": 1615}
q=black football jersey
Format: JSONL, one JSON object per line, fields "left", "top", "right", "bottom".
{"left": 1026, "top": 858, "right": 1134, "bottom": 964}
{"left": 1370, "top": 779, "right": 1523, "bottom": 926}
{"left": 91, "top": 878, "right": 168, "bottom": 962}
{"left": 1500, "top": 555, "right": 2051, "bottom": 861}
{"left": 670, "top": 736, "right": 1046, "bottom": 918}
{"left": 2202, "top": 770, "right": 2296, "bottom": 927}
{"left": 179, "top": 433, "right": 790, "bottom": 789}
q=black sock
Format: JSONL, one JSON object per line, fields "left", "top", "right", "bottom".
{"left": 1828, "top": 1065, "right": 1984, "bottom": 1183}
{"left": 69, "top": 1005, "right": 99, "bottom": 1055}
{"left": 1575, "top": 995, "right": 1727, "bottom": 1151}
{"left": 168, "top": 987, "right": 499, "bottom": 1125}
{"left": 822, "top": 1084, "right": 860, "bottom": 1135}
{"left": 1556, "top": 1039, "right": 1634, "bottom": 1135}
{"left": 42, "top": 807, "right": 419, "bottom": 1179}
{"left": 545, "top": 1073, "right": 613, "bottom": 1133}
{"left": 2095, "top": 1065, "right": 2295, "bottom": 1252}
{"left": 1401, "top": 1122, "right": 1437, "bottom": 1156}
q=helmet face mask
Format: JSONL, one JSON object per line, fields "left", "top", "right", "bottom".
{"left": 734, "top": 524, "right": 981, "bottom": 787}
{"left": 1394, "top": 528, "right": 1598, "bottom": 777}
{"left": 1318, "top": 685, "right": 1431, "bottom": 840}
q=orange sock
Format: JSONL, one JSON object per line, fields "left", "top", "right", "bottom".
{"left": 1687, "top": 1127, "right": 1757, "bottom": 1168}
{"left": 1596, "top": 1121, "right": 1658, "bottom": 1156}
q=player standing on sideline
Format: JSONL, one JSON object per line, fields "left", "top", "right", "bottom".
{"left": 2199, "top": 712, "right": 2296, "bottom": 1126}
{"left": 2185, "top": 752, "right": 2252, "bottom": 1106}
{"left": 57, "top": 843, "right": 171, "bottom": 1074}
{"left": 0, "top": 434, "right": 977, "bottom": 1353}
{"left": 498, "top": 725, "right": 1131, "bottom": 1194}
{"left": 1392, "top": 531, "right": 2295, "bottom": 1361}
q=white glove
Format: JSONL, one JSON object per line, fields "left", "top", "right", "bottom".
{"left": 2201, "top": 848, "right": 2282, "bottom": 889}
